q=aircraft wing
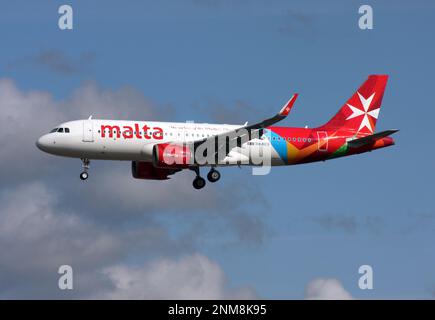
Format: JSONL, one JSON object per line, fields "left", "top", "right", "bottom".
{"left": 192, "top": 93, "right": 298, "bottom": 161}
{"left": 348, "top": 129, "right": 399, "bottom": 148}
{"left": 237, "top": 93, "right": 298, "bottom": 131}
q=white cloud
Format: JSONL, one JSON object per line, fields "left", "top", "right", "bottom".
{"left": 77, "top": 165, "right": 268, "bottom": 245}
{"left": 0, "top": 79, "right": 63, "bottom": 177}
{"left": 305, "top": 278, "right": 353, "bottom": 300}
{"left": 59, "top": 81, "right": 162, "bottom": 121}
{"left": 0, "top": 181, "right": 258, "bottom": 299}
{"left": 87, "top": 168, "right": 220, "bottom": 212}
{"left": 0, "top": 182, "right": 123, "bottom": 271}
{"left": 97, "top": 254, "right": 257, "bottom": 300}
{"left": 0, "top": 182, "right": 126, "bottom": 298}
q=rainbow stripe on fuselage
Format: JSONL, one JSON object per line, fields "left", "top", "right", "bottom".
{"left": 265, "top": 126, "right": 394, "bottom": 165}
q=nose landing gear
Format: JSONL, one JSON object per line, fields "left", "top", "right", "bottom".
{"left": 80, "top": 158, "right": 90, "bottom": 181}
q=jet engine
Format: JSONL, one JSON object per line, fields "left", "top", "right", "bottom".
{"left": 152, "top": 143, "right": 192, "bottom": 168}
{"left": 131, "top": 161, "right": 180, "bottom": 180}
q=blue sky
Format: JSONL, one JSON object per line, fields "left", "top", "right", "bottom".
{"left": 1, "top": 0, "right": 434, "bottom": 299}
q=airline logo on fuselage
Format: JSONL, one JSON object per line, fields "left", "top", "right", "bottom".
{"left": 100, "top": 124, "right": 164, "bottom": 140}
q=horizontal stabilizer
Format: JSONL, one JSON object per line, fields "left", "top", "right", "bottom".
{"left": 348, "top": 129, "right": 399, "bottom": 148}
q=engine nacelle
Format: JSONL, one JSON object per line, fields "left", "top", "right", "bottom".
{"left": 152, "top": 143, "right": 192, "bottom": 168}
{"left": 131, "top": 161, "right": 180, "bottom": 180}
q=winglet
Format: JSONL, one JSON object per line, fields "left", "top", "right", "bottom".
{"left": 278, "top": 93, "right": 298, "bottom": 117}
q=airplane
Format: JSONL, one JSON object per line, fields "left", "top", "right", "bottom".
{"left": 36, "top": 75, "right": 398, "bottom": 190}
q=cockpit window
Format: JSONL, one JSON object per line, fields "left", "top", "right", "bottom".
{"left": 50, "top": 127, "right": 70, "bottom": 133}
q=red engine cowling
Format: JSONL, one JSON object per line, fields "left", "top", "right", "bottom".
{"left": 131, "top": 161, "right": 180, "bottom": 180}
{"left": 152, "top": 143, "right": 192, "bottom": 168}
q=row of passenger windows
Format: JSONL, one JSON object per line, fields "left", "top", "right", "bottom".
{"left": 95, "top": 128, "right": 313, "bottom": 143}
{"left": 98, "top": 130, "right": 213, "bottom": 138}
{"left": 50, "top": 127, "right": 70, "bottom": 133}
{"left": 97, "top": 129, "right": 311, "bottom": 142}
{"left": 272, "top": 136, "right": 312, "bottom": 143}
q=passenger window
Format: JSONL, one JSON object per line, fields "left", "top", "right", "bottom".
{"left": 58, "top": 128, "right": 64, "bottom": 133}
{"left": 65, "top": 128, "right": 70, "bottom": 133}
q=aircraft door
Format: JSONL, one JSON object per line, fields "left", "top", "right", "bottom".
{"left": 317, "top": 131, "right": 328, "bottom": 152}
{"left": 82, "top": 120, "right": 94, "bottom": 142}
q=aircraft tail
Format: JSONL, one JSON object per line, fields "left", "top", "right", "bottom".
{"left": 317, "top": 75, "right": 388, "bottom": 134}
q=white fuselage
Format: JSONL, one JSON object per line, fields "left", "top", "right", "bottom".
{"left": 36, "top": 119, "right": 284, "bottom": 166}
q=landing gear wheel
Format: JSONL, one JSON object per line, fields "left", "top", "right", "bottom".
{"left": 80, "top": 171, "right": 89, "bottom": 180}
{"left": 193, "top": 176, "right": 206, "bottom": 189}
{"left": 80, "top": 158, "right": 90, "bottom": 181}
{"left": 207, "top": 169, "right": 221, "bottom": 183}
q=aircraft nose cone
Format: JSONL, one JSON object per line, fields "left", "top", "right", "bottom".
{"left": 36, "top": 135, "right": 51, "bottom": 152}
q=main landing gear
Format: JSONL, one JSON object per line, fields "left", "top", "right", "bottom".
{"left": 80, "top": 158, "right": 90, "bottom": 181}
{"left": 193, "top": 176, "right": 206, "bottom": 190}
{"left": 191, "top": 167, "right": 221, "bottom": 190}
{"left": 207, "top": 168, "right": 221, "bottom": 183}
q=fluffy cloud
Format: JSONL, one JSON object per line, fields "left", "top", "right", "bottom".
{"left": 0, "top": 182, "right": 123, "bottom": 298}
{"left": 0, "top": 181, "right": 257, "bottom": 299}
{"left": 85, "top": 168, "right": 222, "bottom": 213}
{"left": 72, "top": 165, "right": 269, "bottom": 248}
{"left": 59, "top": 80, "right": 167, "bottom": 121}
{"left": 305, "top": 278, "right": 353, "bottom": 300}
{"left": 97, "top": 254, "right": 256, "bottom": 299}
{"left": 81, "top": 165, "right": 265, "bottom": 213}
{"left": 0, "top": 79, "right": 62, "bottom": 178}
